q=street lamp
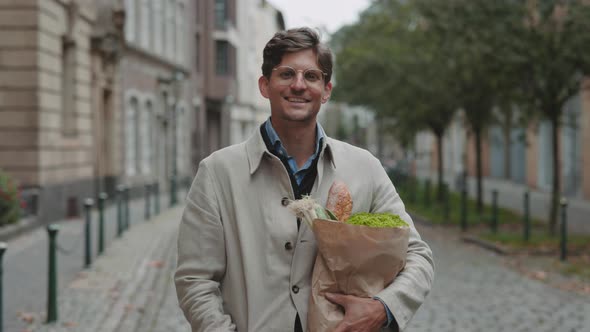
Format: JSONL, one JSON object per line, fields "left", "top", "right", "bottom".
{"left": 157, "top": 70, "right": 185, "bottom": 206}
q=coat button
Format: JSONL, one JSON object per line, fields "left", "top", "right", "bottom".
{"left": 292, "top": 285, "right": 299, "bottom": 294}
{"left": 281, "top": 197, "right": 290, "bottom": 206}
{"left": 285, "top": 242, "right": 293, "bottom": 250}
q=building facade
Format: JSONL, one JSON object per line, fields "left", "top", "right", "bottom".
{"left": 413, "top": 86, "right": 590, "bottom": 201}
{"left": 0, "top": 0, "right": 123, "bottom": 221}
{"left": 119, "top": 0, "right": 195, "bottom": 195}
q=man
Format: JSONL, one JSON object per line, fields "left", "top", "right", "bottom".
{"left": 175, "top": 27, "right": 434, "bottom": 332}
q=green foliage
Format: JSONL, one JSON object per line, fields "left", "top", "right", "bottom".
{"left": 347, "top": 212, "right": 408, "bottom": 228}
{"left": 0, "top": 169, "right": 21, "bottom": 226}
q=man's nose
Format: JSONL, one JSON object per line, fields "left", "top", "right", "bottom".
{"left": 290, "top": 72, "right": 307, "bottom": 90}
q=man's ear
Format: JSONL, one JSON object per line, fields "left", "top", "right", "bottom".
{"left": 258, "top": 76, "right": 270, "bottom": 99}
{"left": 321, "top": 82, "right": 333, "bottom": 104}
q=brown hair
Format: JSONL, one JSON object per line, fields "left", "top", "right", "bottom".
{"left": 261, "top": 27, "right": 333, "bottom": 84}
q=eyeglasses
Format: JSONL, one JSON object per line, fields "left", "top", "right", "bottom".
{"left": 272, "top": 66, "right": 327, "bottom": 86}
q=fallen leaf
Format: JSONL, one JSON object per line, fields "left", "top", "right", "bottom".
{"left": 125, "top": 304, "right": 134, "bottom": 312}
{"left": 17, "top": 312, "right": 35, "bottom": 324}
{"left": 148, "top": 260, "right": 164, "bottom": 268}
{"left": 530, "top": 270, "right": 547, "bottom": 281}
{"left": 62, "top": 321, "right": 78, "bottom": 327}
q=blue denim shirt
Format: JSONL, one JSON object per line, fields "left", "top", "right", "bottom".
{"left": 265, "top": 118, "right": 395, "bottom": 328}
{"left": 264, "top": 118, "right": 325, "bottom": 185}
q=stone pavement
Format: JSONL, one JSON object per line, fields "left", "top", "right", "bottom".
{"left": 417, "top": 172, "right": 590, "bottom": 234}
{"left": 406, "top": 224, "right": 590, "bottom": 332}
{"left": 16, "top": 209, "right": 590, "bottom": 332}
{"left": 24, "top": 206, "right": 190, "bottom": 332}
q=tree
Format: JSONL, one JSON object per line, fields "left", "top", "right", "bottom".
{"left": 332, "top": 0, "right": 457, "bottom": 200}
{"left": 512, "top": 0, "right": 590, "bottom": 234}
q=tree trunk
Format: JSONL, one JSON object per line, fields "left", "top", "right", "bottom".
{"left": 436, "top": 131, "right": 444, "bottom": 202}
{"left": 503, "top": 107, "right": 512, "bottom": 180}
{"left": 475, "top": 126, "right": 483, "bottom": 214}
{"left": 549, "top": 113, "right": 560, "bottom": 235}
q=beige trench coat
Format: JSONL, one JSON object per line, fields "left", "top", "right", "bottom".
{"left": 175, "top": 130, "right": 434, "bottom": 332}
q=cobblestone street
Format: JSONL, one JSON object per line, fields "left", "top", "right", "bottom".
{"left": 407, "top": 224, "right": 590, "bottom": 332}
{"left": 13, "top": 210, "right": 590, "bottom": 331}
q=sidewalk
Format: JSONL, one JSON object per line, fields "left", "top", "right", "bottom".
{"left": 25, "top": 205, "right": 189, "bottom": 332}
{"left": 419, "top": 173, "right": 590, "bottom": 234}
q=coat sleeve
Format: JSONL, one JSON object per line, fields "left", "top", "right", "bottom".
{"left": 369, "top": 159, "right": 435, "bottom": 332}
{"left": 174, "top": 161, "right": 237, "bottom": 332}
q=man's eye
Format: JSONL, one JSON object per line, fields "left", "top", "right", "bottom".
{"left": 305, "top": 72, "right": 320, "bottom": 81}
{"left": 279, "top": 71, "right": 295, "bottom": 79}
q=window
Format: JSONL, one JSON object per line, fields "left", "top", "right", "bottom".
{"left": 176, "top": 2, "right": 185, "bottom": 64}
{"left": 124, "top": 0, "right": 136, "bottom": 42}
{"left": 142, "top": 101, "right": 153, "bottom": 174}
{"left": 215, "top": 40, "right": 230, "bottom": 75}
{"left": 140, "top": 0, "right": 150, "bottom": 48}
{"left": 167, "top": 0, "right": 176, "bottom": 60}
{"left": 126, "top": 98, "right": 139, "bottom": 175}
{"left": 214, "top": 0, "right": 227, "bottom": 29}
{"left": 61, "top": 36, "right": 76, "bottom": 136}
{"left": 195, "top": 34, "right": 200, "bottom": 72}
{"left": 154, "top": 0, "right": 162, "bottom": 55}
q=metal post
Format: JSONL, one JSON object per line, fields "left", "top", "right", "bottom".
{"left": 424, "top": 179, "right": 431, "bottom": 207}
{"left": 523, "top": 191, "right": 530, "bottom": 242}
{"left": 116, "top": 186, "right": 124, "bottom": 237}
{"left": 84, "top": 198, "right": 94, "bottom": 268}
{"left": 0, "top": 242, "right": 6, "bottom": 332}
{"left": 145, "top": 183, "right": 151, "bottom": 221}
{"left": 98, "top": 192, "right": 107, "bottom": 255}
{"left": 461, "top": 188, "right": 468, "bottom": 231}
{"left": 154, "top": 182, "right": 160, "bottom": 215}
{"left": 560, "top": 198, "right": 568, "bottom": 262}
{"left": 124, "top": 186, "right": 130, "bottom": 230}
{"left": 491, "top": 190, "right": 498, "bottom": 233}
{"left": 46, "top": 225, "right": 59, "bottom": 323}
{"left": 442, "top": 183, "right": 450, "bottom": 223}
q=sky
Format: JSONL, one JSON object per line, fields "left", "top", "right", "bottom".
{"left": 266, "top": 0, "right": 372, "bottom": 37}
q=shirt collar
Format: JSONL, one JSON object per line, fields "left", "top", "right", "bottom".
{"left": 246, "top": 119, "right": 334, "bottom": 175}
{"left": 263, "top": 117, "right": 325, "bottom": 159}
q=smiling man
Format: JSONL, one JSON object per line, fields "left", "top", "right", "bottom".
{"left": 175, "top": 27, "right": 434, "bottom": 332}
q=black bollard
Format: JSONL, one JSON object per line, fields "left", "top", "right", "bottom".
{"left": 145, "top": 183, "right": 151, "bottom": 221}
{"left": 124, "top": 186, "right": 130, "bottom": 230}
{"left": 442, "top": 183, "right": 450, "bottom": 223}
{"left": 154, "top": 182, "right": 160, "bottom": 215}
{"left": 116, "top": 186, "right": 124, "bottom": 237}
{"left": 461, "top": 188, "right": 468, "bottom": 231}
{"left": 84, "top": 198, "right": 94, "bottom": 268}
{"left": 425, "top": 179, "right": 432, "bottom": 207}
{"left": 98, "top": 192, "right": 107, "bottom": 255}
{"left": 170, "top": 175, "right": 177, "bottom": 207}
{"left": 46, "top": 225, "right": 59, "bottom": 323}
{"left": 523, "top": 191, "right": 530, "bottom": 242}
{"left": 0, "top": 242, "right": 6, "bottom": 332}
{"left": 560, "top": 198, "right": 568, "bottom": 262}
{"left": 491, "top": 190, "right": 498, "bottom": 233}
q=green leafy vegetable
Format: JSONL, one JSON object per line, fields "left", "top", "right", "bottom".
{"left": 347, "top": 213, "right": 408, "bottom": 228}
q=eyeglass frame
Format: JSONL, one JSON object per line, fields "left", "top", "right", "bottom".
{"left": 271, "top": 65, "right": 328, "bottom": 86}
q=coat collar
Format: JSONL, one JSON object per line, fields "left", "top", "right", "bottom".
{"left": 245, "top": 125, "right": 336, "bottom": 175}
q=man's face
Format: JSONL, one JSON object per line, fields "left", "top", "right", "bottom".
{"left": 259, "top": 49, "right": 332, "bottom": 127}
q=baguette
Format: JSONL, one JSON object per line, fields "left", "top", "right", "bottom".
{"left": 325, "top": 180, "right": 353, "bottom": 222}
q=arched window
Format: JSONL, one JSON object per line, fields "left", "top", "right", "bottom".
{"left": 143, "top": 101, "right": 154, "bottom": 174}
{"left": 126, "top": 97, "right": 139, "bottom": 175}
{"left": 124, "top": 0, "right": 137, "bottom": 43}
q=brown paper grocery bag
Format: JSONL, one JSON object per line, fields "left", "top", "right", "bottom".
{"left": 307, "top": 219, "right": 410, "bottom": 332}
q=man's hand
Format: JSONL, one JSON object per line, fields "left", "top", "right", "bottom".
{"left": 324, "top": 292, "right": 387, "bottom": 332}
